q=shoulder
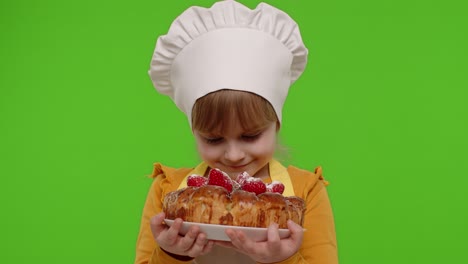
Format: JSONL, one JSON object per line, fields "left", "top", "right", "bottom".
{"left": 150, "top": 163, "right": 193, "bottom": 191}
{"left": 151, "top": 163, "right": 193, "bottom": 180}
{"left": 286, "top": 164, "right": 329, "bottom": 199}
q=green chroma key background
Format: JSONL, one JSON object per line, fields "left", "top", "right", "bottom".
{"left": 1, "top": 0, "right": 467, "bottom": 263}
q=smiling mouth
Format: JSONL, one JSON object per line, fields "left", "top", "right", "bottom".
{"left": 225, "top": 164, "right": 248, "bottom": 170}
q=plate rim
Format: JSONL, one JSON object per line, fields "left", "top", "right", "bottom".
{"left": 163, "top": 219, "right": 292, "bottom": 241}
{"left": 163, "top": 219, "right": 291, "bottom": 231}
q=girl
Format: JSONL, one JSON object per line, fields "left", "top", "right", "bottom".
{"left": 135, "top": 1, "right": 338, "bottom": 263}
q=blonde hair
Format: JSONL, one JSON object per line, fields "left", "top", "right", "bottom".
{"left": 192, "top": 90, "right": 279, "bottom": 134}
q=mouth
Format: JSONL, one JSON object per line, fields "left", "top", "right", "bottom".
{"left": 223, "top": 163, "right": 249, "bottom": 172}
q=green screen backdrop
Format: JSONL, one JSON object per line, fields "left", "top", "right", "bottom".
{"left": 1, "top": 0, "right": 467, "bottom": 263}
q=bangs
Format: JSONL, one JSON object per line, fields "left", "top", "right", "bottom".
{"left": 192, "top": 90, "right": 278, "bottom": 135}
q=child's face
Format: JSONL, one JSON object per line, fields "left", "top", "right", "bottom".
{"left": 193, "top": 121, "right": 277, "bottom": 179}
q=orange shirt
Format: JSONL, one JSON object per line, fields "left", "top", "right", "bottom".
{"left": 134, "top": 161, "right": 338, "bottom": 264}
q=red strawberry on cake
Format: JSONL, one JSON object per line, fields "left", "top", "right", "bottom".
{"left": 266, "top": 181, "right": 285, "bottom": 194}
{"left": 207, "top": 168, "right": 233, "bottom": 192}
{"left": 241, "top": 177, "right": 267, "bottom": 195}
{"left": 187, "top": 175, "right": 208, "bottom": 187}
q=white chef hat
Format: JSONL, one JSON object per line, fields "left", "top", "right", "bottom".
{"left": 148, "top": 0, "right": 308, "bottom": 126}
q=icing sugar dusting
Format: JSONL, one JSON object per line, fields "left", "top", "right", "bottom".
{"left": 245, "top": 177, "right": 262, "bottom": 183}
{"left": 270, "top": 180, "right": 282, "bottom": 186}
{"left": 239, "top": 171, "right": 250, "bottom": 177}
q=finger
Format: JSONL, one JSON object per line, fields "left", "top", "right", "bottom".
{"left": 150, "top": 212, "right": 167, "bottom": 238}
{"left": 267, "top": 223, "right": 281, "bottom": 242}
{"left": 165, "top": 218, "right": 183, "bottom": 244}
{"left": 200, "top": 241, "right": 215, "bottom": 255}
{"left": 215, "top": 240, "right": 235, "bottom": 249}
{"left": 230, "top": 230, "right": 254, "bottom": 253}
{"left": 178, "top": 225, "right": 200, "bottom": 251}
{"left": 287, "top": 220, "right": 304, "bottom": 243}
{"left": 186, "top": 233, "right": 208, "bottom": 257}
{"left": 266, "top": 223, "right": 281, "bottom": 252}
{"left": 225, "top": 229, "right": 241, "bottom": 247}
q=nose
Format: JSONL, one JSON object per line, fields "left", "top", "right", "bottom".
{"left": 224, "top": 142, "right": 245, "bottom": 163}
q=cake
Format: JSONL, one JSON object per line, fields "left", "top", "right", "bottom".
{"left": 163, "top": 168, "right": 305, "bottom": 228}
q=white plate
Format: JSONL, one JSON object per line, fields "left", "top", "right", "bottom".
{"left": 164, "top": 219, "right": 291, "bottom": 242}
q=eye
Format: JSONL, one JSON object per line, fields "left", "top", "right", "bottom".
{"left": 204, "top": 137, "right": 223, "bottom": 144}
{"left": 241, "top": 133, "right": 262, "bottom": 142}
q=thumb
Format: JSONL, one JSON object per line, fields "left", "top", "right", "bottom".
{"left": 150, "top": 212, "right": 166, "bottom": 238}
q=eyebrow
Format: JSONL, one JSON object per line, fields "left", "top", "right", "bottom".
{"left": 196, "top": 131, "right": 223, "bottom": 138}
{"left": 197, "top": 127, "right": 266, "bottom": 138}
{"left": 195, "top": 122, "right": 273, "bottom": 137}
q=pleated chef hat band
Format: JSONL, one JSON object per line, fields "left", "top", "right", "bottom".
{"left": 148, "top": 0, "right": 308, "bottom": 126}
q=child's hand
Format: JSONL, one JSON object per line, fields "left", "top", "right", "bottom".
{"left": 150, "top": 212, "right": 214, "bottom": 258}
{"left": 216, "top": 220, "right": 304, "bottom": 263}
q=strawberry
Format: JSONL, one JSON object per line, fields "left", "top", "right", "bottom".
{"left": 241, "top": 178, "right": 266, "bottom": 195}
{"left": 235, "top": 171, "right": 251, "bottom": 185}
{"left": 187, "top": 174, "right": 207, "bottom": 187}
{"left": 266, "top": 181, "right": 285, "bottom": 194}
{"left": 207, "top": 168, "right": 233, "bottom": 192}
